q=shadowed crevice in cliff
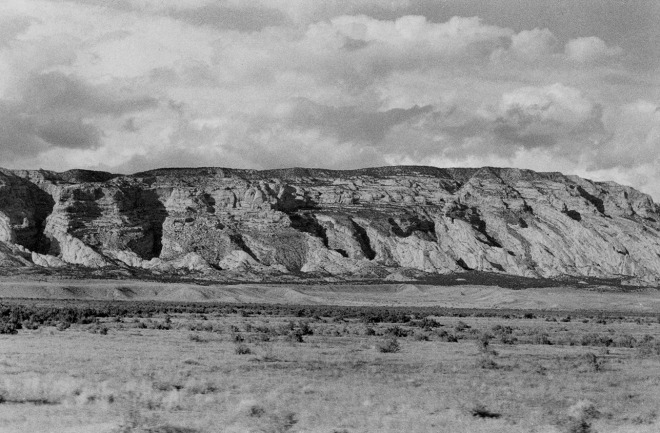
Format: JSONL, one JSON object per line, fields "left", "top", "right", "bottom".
{"left": 575, "top": 185, "right": 606, "bottom": 215}
{"left": 30, "top": 184, "right": 55, "bottom": 254}
{"left": 229, "top": 233, "right": 259, "bottom": 262}
{"left": 562, "top": 205, "right": 582, "bottom": 222}
{"left": 132, "top": 189, "right": 167, "bottom": 259}
{"left": 456, "top": 258, "right": 472, "bottom": 270}
{"left": 274, "top": 185, "right": 318, "bottom": 212}
{"left": 452, "top": 206, "right": 503, "bottom": 248}
{"left": 289, "top": 213, "right": 329, "bottom": 247}
{"left": 351, "top": 220, "right": 376, "bottom": 260}
{"left": 0, "top": 175, "right": 56, "bottom": 254}
{"left": 388, "top": 216, "right": 437, "bottom": 242}
{"left": 287, "top": 212, "right": 350, "bottom": 258}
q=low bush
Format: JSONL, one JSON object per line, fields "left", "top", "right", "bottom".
{"left": 454, "top": 321, "right": 470, "bottom": 332}
{"left": 56, "top": 321, "right": 71, "bottom": 331}
{"left": 22, "top": 320, "right": 39, "bottom": 330}
{"left": 235, "top": 344, "right": 252, "bottom": 355}
{"left": 613, "top": 334, "right": 636, "bottom": 348}
{"left": 637, "top": 335, "right": 660, "bottom": 357}
{"left": 385, "top": 326, "right": 409, "bottom": 338}
{"left": 581, "top": 352, "right": 604, "bottom": 372}
{"left": 88, "top": 324, "right": 108, "bottom": 335}
{"left": 475, "top": 355, "right": 500, "bottom": 370}
{"left": 286, "top": 329, "right": 305, "bottom": 343}
{"left": 0, "top": 320, "right": 18, "bottom": 334}
{"left": 531, "top": 331, "right": 552, "bottom": 345}
{"left": 188, "top": 333, "right": 207, "bottom": 343}
{"left": 580, "top": 333, "right": 613, "bottom": 347}
{"left": 412, "top": 317, "right": 442, "bottom": 329}
{"left": 377, "top": 337, "right": 401, "bottom": 353}
{"left": 435, "top": 329, "right": 459, "bottom": 342}
{"left": 475, "top": 333, "right": 497, "bottom": 355}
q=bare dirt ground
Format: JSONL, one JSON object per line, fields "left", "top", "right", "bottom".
{"left": 0, "top": 277, "right": 659, "bottom": 312}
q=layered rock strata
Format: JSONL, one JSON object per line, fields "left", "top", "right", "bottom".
{"left": 1, "top": 165, "right": 659, "bottom": 283}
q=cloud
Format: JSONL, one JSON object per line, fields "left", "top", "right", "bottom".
{"left": 402, "top": 83, "right": 606, "bottom": 161}
{"left": 592, "top": 100, "right": 660, "bottom": 169}
{"left": 313, "top": 15, "right": 513, "bottom": 58}
{"left": 510, "top": 28, "right": 558, "bottom": 59}
{"left": 0, "top": 99, "right": 102, "bottom": 157}
{"left": 0, "top": 16, "right": 34, "bottom": 45}
{"left": 20, "top": 72, "right": 158, "bottom": 115}
{"left": 0, "top": 103, "right": 47, "bottom": 159}
{"left": 565, "top": 36, "right": 622, "bottom": 62}
{"left": 169, "top": 4, "right": 289, "bottom": 32}
{"left": 497, "top": 83, "right": 602, "bottom": 134}
{"left": 1, "top": 1, "right": 659, "bottom": 199}
{"left": 0, "top": 71, "right": 158, "bottom": 162}
{"left": 36, "top": 119, "right": 100, "bottom": 149}
{"left": 285, "top": 98, "right": 433, "bottom": 143}
{"left": 259, "top": 15, "right": 518, "bottom": 93}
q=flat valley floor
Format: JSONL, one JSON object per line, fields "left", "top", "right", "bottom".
{"left": 1, "top": 280, "right": 660, "bottom": 432}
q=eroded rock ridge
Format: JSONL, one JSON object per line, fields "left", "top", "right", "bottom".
{"left": 1, "top": 165, "right": 659, "bottom": 283}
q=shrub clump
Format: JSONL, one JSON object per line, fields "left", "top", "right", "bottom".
{"left": 377, "top": 337, "right": 401, "bottom": 353}
{"left": 475, "top": 333, "right": 497, "bottom": 355}
{"left": 580, "top": 333, "right": 612, "bottom": 347}
{"left": 581, "top": 352, "right": 604, "bottom": 372}
{"left": 637, "top": 335, "right": 660, "bottom": 357}
{"left": 56, "top": 321, "right": 71, "bottom": 331}
{"left": 476, "top": 355, "right": 500, "bottom": 370}
{"left": 0, "top": 320, "right": 19, "bottom": 335}
{"left": 188, "top": 333, "right": 207, "bottom": 343}
{"left": 235, "top": 344, "right": 252, "bottom": 355}
{"left": 564, "top": 400, "right": 599, "bottom": 433}
{"left": 286, "top": 329, "right": 305, "bottom": 343}
{"left": 435, "top": 329, "right": 459, "bottom": 342}
{"left": 454, "top": 320, "right": 470, "bottom": 332}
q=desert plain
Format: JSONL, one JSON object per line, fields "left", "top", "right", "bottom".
{"left": 1, "top": 277, "right": 660, "bottom": 433}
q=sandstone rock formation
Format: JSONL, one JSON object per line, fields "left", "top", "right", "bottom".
{"left": 1, "top": 165, "right": 660, "bottom": 284}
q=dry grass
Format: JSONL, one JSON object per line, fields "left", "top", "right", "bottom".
{"left": 1, "top": 306, "right": 660, "bottom": 432}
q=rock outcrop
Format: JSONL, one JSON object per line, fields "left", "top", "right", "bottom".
{"left": 1, "top": 165, "right": 660, "bottom": 284}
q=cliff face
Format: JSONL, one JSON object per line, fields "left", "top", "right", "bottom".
{"left": 1, "top": 165, "right": 660, "bottom": 283}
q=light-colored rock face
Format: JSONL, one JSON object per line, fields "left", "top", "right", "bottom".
{"left": 2, "top": 165, "right": 660, "bottom": 283}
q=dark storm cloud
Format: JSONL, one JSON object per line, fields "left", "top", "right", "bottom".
{"left": 493, "top": 104, "right": 605, "bottom": 150}
{"left": 169, "top": 5, "right": 290, "bottom": 32}
{"left": 36, "top": 119, "right": 100, "bottom": 149}
{"left": 0, "top": 72, "right": 158, "bottom": 160}
{"left": 22, "top": 72, "right": 157, "bottom": 116}
{"left": 287, "top": 99, "right": 433, "bottom": 144}
{"left": 0, "top": 103, "right": 101, "bottom": 155}
{"left": 0, "top": 103, "right": 46, "bottom": 158}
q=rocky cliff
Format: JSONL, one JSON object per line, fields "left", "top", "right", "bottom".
{"left": 1, "top": 165, "right": 659, "bottom": 284}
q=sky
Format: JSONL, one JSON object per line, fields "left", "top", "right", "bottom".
{"left": 1, "top": 0, "right": 659, "bottom": 197}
